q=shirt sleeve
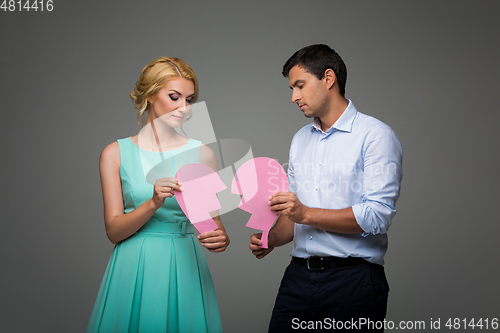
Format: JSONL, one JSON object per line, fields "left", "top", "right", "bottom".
{"left": 352, "top": 127, "right": 403, "bottom": 236}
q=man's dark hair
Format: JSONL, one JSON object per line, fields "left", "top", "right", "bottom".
{"left": 282, "top": 44, "right": 347, "bottom": 96}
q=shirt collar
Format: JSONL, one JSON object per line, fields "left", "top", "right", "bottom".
{"left": 311, "top": 99, "right": 357, "bottom": 134}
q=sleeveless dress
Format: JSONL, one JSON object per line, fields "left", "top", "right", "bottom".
{"left": 86, "top": 137, "right": 223, "bottom": 333}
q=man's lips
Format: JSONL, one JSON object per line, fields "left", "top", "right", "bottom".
{"left": 298, "top": 104, "right": 306, "bottom": 111}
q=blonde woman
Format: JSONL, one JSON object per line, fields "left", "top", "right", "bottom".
{"left": 86, "top": 57, "right": 228, "bottom": 332}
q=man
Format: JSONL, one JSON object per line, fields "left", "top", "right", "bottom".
{"left": 249, "top": 44, "right": 402, "bottom": 332}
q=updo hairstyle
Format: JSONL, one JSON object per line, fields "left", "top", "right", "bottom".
{"left": 130, "top": 57, "right": 199, "bottom": 126}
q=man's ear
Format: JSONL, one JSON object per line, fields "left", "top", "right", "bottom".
{"left": 323, "top": 68, "right": 336, "bottom": 90}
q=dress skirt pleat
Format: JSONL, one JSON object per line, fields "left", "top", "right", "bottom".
{"left": 86, "top": 224, "right": 222, "bottom": 333}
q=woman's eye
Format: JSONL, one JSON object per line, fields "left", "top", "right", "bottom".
{"left": 169, "top": 94, "right": 179, "bottom": 101}
{"left": 186, "top": 98, "right": 193, "bottom": 104}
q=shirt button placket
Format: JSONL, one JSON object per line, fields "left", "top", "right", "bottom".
{"left": 316, "top": 135, "right": 327, "bottom": 198}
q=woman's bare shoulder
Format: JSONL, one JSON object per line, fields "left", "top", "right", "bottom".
{"left": 100, "top": 141, "right": 120, "bottom": 167}
{"left": 200, "top": 143, "right": 218, "bottom": 171}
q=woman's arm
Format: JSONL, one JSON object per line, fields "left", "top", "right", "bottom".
{"left": 99, "top": 142, "right": 181, "bottom": 244}
{"left": 197, "top": 144, "right": 229, "bottom": 252}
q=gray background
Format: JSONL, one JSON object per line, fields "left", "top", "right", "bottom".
{"left": 1, "top": 1, "right": 499, "bottom": 332}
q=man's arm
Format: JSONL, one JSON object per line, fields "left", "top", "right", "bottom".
{"left": 269, "top": 192, "right": 363, "bottom": 234}
{"left": 270, "top": 126, "right": 402, "bottom": 236}
{"left": 249, "top": 214, "right": 295, "bottom": 259}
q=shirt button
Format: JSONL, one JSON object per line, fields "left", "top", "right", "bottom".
{"left": 322, "top": 139, "right": 326, "bottom": 142}
{"left": 309, "top": 235, "right": 313, "bottom": 240}
{"left": 315, "top": 186, "right": 318, "bottom": 191}
{"left": 319, "top": 162, "right": 322, "bottom": 166}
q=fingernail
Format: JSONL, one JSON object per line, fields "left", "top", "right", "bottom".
{"left": 179, "top": 187, "right": 183, "bottom": 191}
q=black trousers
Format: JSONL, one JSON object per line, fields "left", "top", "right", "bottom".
{"left": 269, "top": 259, "right": 389, "bottom": 332}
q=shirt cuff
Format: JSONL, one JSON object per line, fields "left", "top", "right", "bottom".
{"left": 352, "top": 204, "right": 370, "bottom": 237}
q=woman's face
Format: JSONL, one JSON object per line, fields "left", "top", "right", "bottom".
{"left": 148, "top": 77, "right": 195, "bottom": 127}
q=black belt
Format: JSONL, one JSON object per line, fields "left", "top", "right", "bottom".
{"left": 292, "top": 256, "right": 367, "bottom": 271}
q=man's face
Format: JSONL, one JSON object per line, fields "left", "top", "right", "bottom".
{"left": 288, "top": 65, "right": 329, "bottom": 119}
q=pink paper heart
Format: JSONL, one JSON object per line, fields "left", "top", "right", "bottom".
{"left": 174, "top": 163, "right": 226, "bottom": 234}
{"left": 232, "top": 157, "right": 288, "bottom": 248}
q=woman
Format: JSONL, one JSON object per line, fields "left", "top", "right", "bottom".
{"left": 86, "top": 57, "right": 228, "bottom": 332}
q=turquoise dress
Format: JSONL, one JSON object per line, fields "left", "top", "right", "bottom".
{"left": 86, "top": 138, "right": 223, "bottom": 333}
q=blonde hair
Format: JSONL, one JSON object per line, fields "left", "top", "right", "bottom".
{"left": 130, "top": 57, "right": 199, "bottom": 127}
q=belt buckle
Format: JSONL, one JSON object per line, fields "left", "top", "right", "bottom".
{"left": 306, "top": 256, "right": 324, "bottom": 270}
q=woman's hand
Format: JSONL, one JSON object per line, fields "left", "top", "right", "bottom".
{"left": 152, "top": 177, "right": 182, "bottom": 208}
{"left": 197, "top": 229, "right": 230, "bottom": 253}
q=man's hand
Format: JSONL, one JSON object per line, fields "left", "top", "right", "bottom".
{"left": 249, "top": 232, "right": 275, "bottom": 259}
{"left": 269, "top": 191, "right": 308, "bottom": 224}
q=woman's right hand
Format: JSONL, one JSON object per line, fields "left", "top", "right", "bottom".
{"left": 152, "top": 177, "right": 182, "bottom": 208}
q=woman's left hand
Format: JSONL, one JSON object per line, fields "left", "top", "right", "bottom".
{"left": 197, "top": 229, "right": 229, "bottom": 253}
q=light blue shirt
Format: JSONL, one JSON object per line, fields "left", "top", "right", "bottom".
{"left": 288, "top": 99, "right": 402, "bottom": 265}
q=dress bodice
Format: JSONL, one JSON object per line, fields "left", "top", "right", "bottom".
{"left": 117, "top": 137, "right": 201, "bottom": 224}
